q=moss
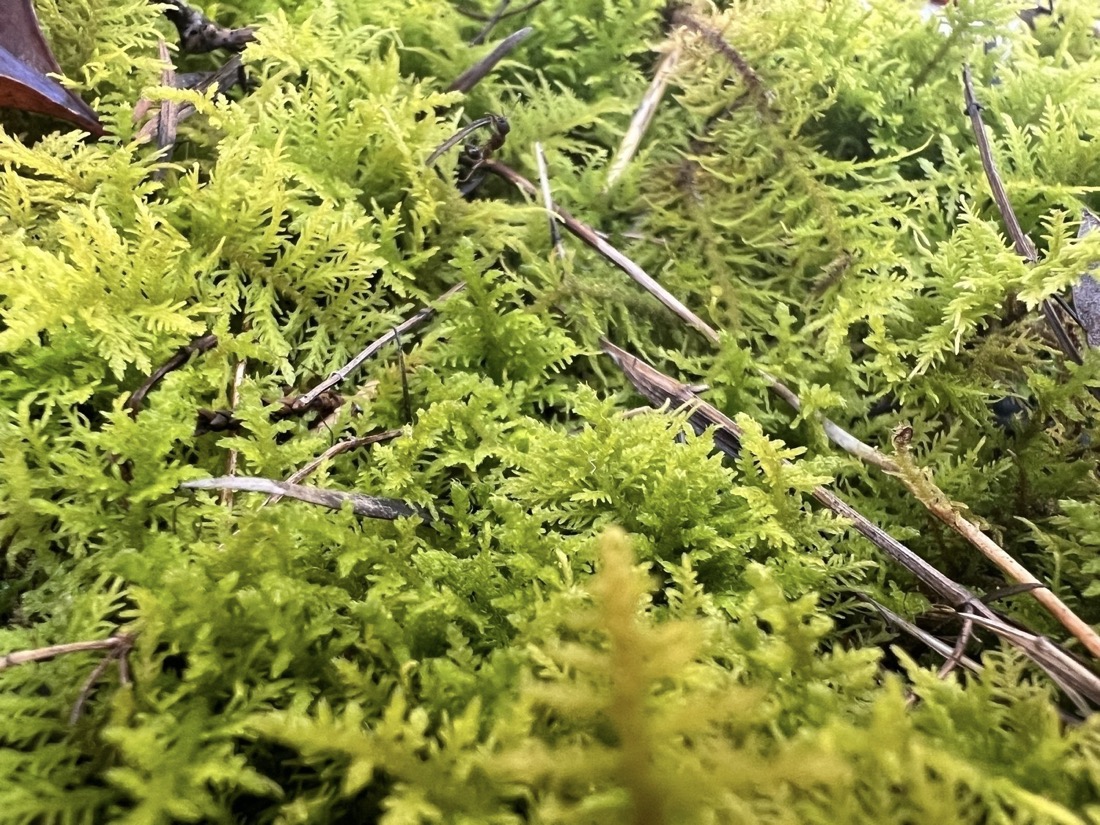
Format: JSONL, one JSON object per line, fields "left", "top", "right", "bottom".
{"left": 2, "top": 0, "right": 1100, "bottom": 821}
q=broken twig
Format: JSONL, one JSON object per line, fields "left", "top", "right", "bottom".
{"left": 606, "top": 43, "right": 682, "bottom": 189}
{"left": 294, "top": 282, "right": 467, "bottom": 410}
{"left": 135, "top": 54, "right": 246, "bottom": 144}
{"left": 181, "top": 476, "right": 428, "bottom": 521}
{"left": 263, "top": 429, "right": 402, "bottom": 506}
{"left": 159, "top": 0, "right": 255, "bottom": 54}
{"left": 486, "top": 159, "right": 721, "bottom": 343}
{"left": 447, "top": 26, "right": 534, "bottom": 93}
{"left": 962, "top": 65, "right": 1082, "bottom": 364}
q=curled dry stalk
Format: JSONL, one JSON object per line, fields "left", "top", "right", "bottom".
{"left": 125, "top": 333, "right": 218, "bottom": 417}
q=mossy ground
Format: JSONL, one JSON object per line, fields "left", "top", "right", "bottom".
{"left": 2, "top": 1, "right": 1100, "bottom": 822}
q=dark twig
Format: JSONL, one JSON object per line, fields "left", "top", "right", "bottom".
{"left": 983, "top": 581, "right": 1045, "bottom": 604}
{"left": 126, "top": 333, "right": 218, "bottom": 417}
{"left": 860, "top": 596, "right": 981, "bottom": 673}
{"left": 667, "top": 4, "right": 772, "bottom": 118}
{"left": 454, "top": 0, "right": 546, "bottom": 23}
{"left": 263, "top": 429, "right": 402, "bottom": 506}
{"left": 393, "top": 328, "right": 414, "bottom": 425}
{"left": 159, "top": 0, "right": 256, "bottom": 54}
{"left": 70, "top": 656, "right": 115, "bottom": 723}
{"left": 534, "top": 142, "right": 564, "bottom": 259}
{"left": 486, "top": 160, "right": 721, "bottom": 343}
{"left": 447, "top": 26, "right": 534, "bottom": 93}
{"left": 181, "top": 477, "right": 429, "bottom": 521}
{"left": 962, "top": 65, "right": 1082, "bottom": 365}
{"left": 426, "top": 115, "right": 509, "bottom": 168}
{"left": 937, "top": 609, "right": 975, "bottom": 680}
{"left": 136, "top": 54, "right": 246, "bottom": 144}
{"left": 293, "top": 283, "right": 467, "bottom": 410}
{"left": 469, "top": 0, "right": 509, "bottom": 45}
{"left": 152, "top": 39, "right": 179, "bottom": 177}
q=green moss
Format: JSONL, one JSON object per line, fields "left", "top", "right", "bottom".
{"left": 2, "top": 0, "right": 1100, "bottom": 821}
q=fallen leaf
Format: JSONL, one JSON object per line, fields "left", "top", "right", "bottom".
{"left": 0, "top": 0, "right": 103, "bottom": 134}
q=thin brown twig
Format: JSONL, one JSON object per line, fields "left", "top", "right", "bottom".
{"left": 263, "top": 429, "right": 403, "bottom": 506}
{"left": 294, "top": 283, "right": 467, "bottom": 410}
{"left": 125, "top": 333, "right": 218, "bottom": 417}
{"left": 447, "top": 26, "right": 534, "bottom": 93}
{"left": 69, "top": 640, "right": 131, "bottom": 726}
{"left": 961, "top": 65, "right": 1082, "bottom": 365}
{"left": 469, "top": 0, "right": 510, "bottom": 45}
{"left": 668, "top": 4, "right": 772, "bottom": 118}
{"left": 860, "top": 595, "right": 981, "bottom": 674}
{"left": 938, "top": 611, "right": 975, "bottom": 680}
{"left": 485, "top": 159, "right": 721, "bottom": 343}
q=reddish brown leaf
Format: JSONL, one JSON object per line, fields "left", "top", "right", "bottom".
{"left": 0, "top": 0, "right": 103, "bottom": 134}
